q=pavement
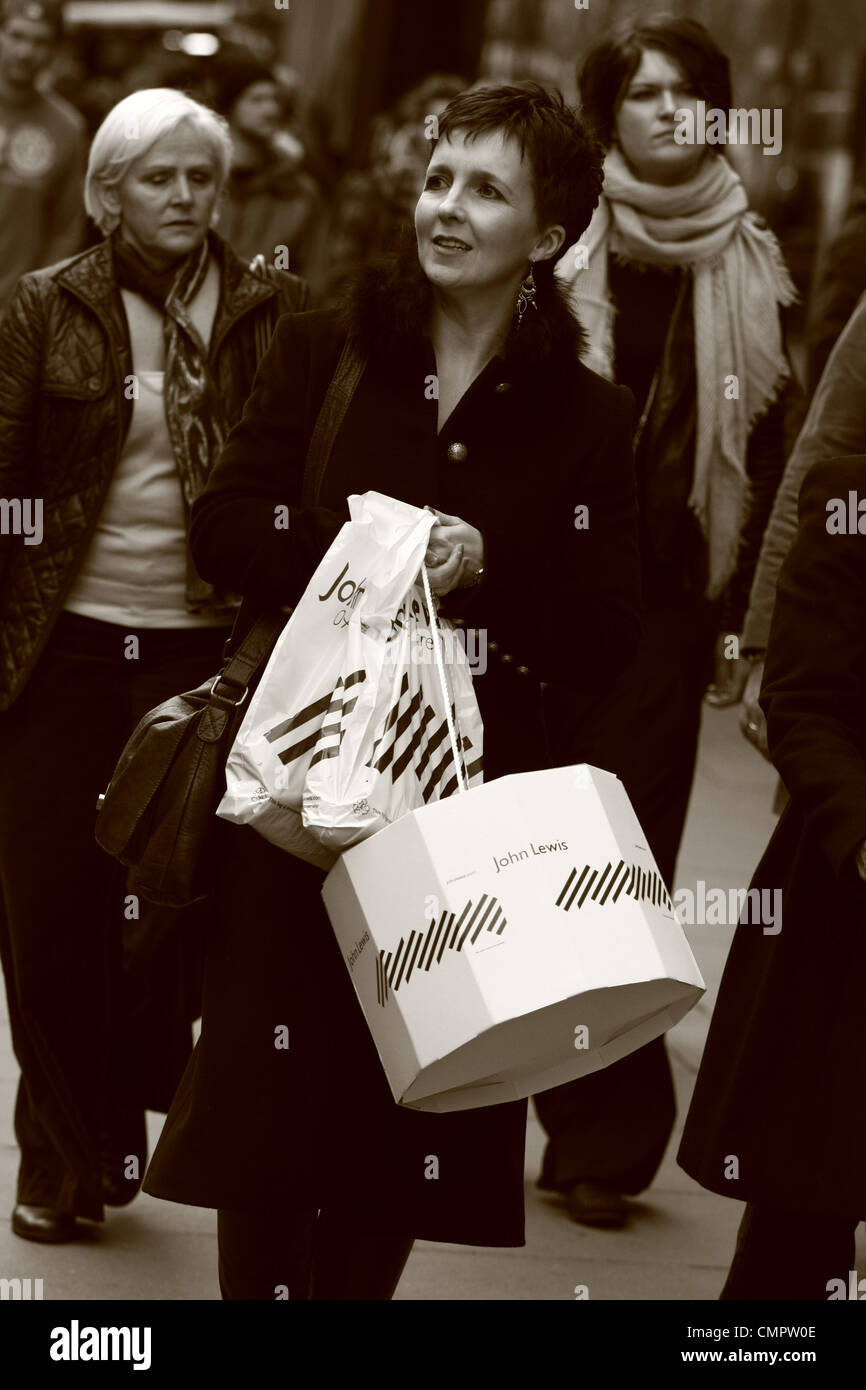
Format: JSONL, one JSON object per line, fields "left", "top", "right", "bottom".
{"left": 2, "top": 704, "right": 864, "bottom": 1301}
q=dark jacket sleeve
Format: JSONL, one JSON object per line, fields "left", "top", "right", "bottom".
{"left": 444, "top": 378, "right": 642, "bottom": 691}
{"left": 760, "top": 456, "right": 866, "bottom": 878}
{"left": 0, "top": 276, "right": 44, "bottom": 588}
{"left": 741, "top": 293, "right": 866, "bottom": 653}
{"left": 804, "top": 184, "right": 866, "bottom": 397}
{"left": 190, "top": 310, "right": 343, "bottom": 607}
{"left": 720, "top": 365, "right": 805, "bottom": 635}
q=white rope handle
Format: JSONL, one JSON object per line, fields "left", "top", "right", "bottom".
{"left": 421, "top": 562, "right": 469, "bottom": 794}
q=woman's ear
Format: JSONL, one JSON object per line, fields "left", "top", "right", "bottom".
{"left": 532, "top": 224, "right": 566, "bottom": 264}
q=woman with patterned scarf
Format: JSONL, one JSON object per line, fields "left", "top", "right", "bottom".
{"left": 0, "top": 88, "right": 306, "bottom": 1244}
{"left": 537, "top": 17, "right": 800, "bottom": 1230}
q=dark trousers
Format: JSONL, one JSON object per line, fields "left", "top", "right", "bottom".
{"left": 217, "top": 1205, "right": 415, "bottom": 1300}
{"left": 536, "top": 600, "right": 718, "bottom": 1194}
{"left": 720, "top": 1204, "right": 858, "bottom": 1300}
{"left": 535, "top": 1036, "right": 676, "bottom": 1193}
{"left": 0, "top": 612, "right": 229, "bottom": 1220}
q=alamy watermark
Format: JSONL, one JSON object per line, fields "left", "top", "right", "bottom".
{"left": 1, "top": 1276, "right": 43, "bottom": 1299}
{"left": 673, "top": 881, "right": 781, "bottom": 934}
{"left": 0, "top": 497, "right": 42, "bottom": 545}
{"left": 49, "top": 1321, "right": 151, "bottom": 1370}
{"left": 384, "top": 624, "right": 487, "bottom": 675}
{"left": 675, "top": 102, "right": 782, "bottom": 156}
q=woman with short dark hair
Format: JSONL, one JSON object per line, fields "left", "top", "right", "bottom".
{"left": 142, "top": 81, "right": 643, "bottom": 1299}
{"left": 538, "top": 16, "right": 800, "bottom": 1230}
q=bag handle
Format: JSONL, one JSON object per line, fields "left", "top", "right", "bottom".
{"left": 302, "top": 335, "right": 367, "bottom": 507}
{"left": 421, "top": 562, "right": 469, "bottom": 795}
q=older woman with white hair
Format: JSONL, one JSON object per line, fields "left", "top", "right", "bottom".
{"left": 0, "top": 87, "right": 306, "bottom": 1244}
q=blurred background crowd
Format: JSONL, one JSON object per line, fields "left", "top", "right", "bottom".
{"left": 3, "top": 0, "right": 866, "bottom": 347}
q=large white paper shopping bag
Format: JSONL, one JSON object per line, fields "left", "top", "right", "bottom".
{"left": 321, "top": 764, "right": 705, "bottom": 1112}
{"left": 217, "top": 491, "right": 481, "bottom": 865}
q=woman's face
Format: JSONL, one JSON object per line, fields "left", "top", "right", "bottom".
{"left": 111, "top": 121, "right": 221, "bottom": 266}
{"left": 614, "top": 47, "right": 708, "bottom": 185}
{"left": 415, "top": 129, "right": 563, "bottom": 299}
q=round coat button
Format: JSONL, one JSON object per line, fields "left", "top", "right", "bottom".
{"left": 495, "top": 381, "right": 511, "bottom": 393}
{"left": 88, "top": 377, "right": 100, "bottom": 391}
{"left": 447, "top": 442, "right": 468, "bottom": 462}
{"left": 488, "top": 641, "right": 499, "bottom": 653}
{"left": 500, "top": 653, "right": 514, "bottom": 664}
{"left": 516, "top": 665, "right": 531, "bottom": 676}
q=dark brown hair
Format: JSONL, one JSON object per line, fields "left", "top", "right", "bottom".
{"left": 579, "top": 15, "right": 732, "bottom": 149}
{"left": 434, "top": 80, "right": 604, "bottom": 285}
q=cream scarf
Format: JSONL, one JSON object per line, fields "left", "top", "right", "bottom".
{"left": 556, "top": 148, "right": 797, "bottom": 598}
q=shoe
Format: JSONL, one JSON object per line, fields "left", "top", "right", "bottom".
{"left": 12, "top": 1203, "right": 78, "bottom": 1243}
{"left": 100, "top": 1107, "right": 147, "bottom": 1207}
{"left": 565, "top": 1182, "right": 629, "bottom": 1228}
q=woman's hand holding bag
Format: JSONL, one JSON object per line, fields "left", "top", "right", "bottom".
{"left": 423, "top": 506, "right": 485, "bottom": 596}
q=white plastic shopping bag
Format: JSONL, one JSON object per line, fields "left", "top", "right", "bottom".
{"left": 216, "top": 492, "right": 483, "bottom": 864}
{"left": 302, "top": 568, "right": 482, "bottom": 852}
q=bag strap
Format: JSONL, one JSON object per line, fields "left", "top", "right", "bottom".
{"left": 302, "top": 335, "right": 367, "bottom": 507}
{"left": 213, "top": 611, "right": 286, "bottom": 705}
{"left": 421, "top": 562, "right": 469, "bottom": 795}
{"left": 218, "top": 331, "right": 367, "bottom": 673}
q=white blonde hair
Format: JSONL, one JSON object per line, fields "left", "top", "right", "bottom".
{"left": 85, "top": 88, "right": 233, "bottom": 233}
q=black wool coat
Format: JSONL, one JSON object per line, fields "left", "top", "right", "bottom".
{"left": 678, "top": 457, "right": 866, "bottom": 1218}
{"left": 143, "top": 261, "right": 642, "bottom": 1245}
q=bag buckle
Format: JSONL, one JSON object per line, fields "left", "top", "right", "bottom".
{"left": 209, "top": 675, "right": 249, "bottom": 709}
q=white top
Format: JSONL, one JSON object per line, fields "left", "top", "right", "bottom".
{"left": 65, "top": 263, "right": 227, "bottom": 628}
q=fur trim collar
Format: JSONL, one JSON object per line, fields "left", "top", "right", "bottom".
{"left": 337, "top": 234, "right": 588, "bottom": 379}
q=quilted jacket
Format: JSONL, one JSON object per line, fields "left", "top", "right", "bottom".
{"left": 0, "top": 233, "right": 307, "bottom": 710}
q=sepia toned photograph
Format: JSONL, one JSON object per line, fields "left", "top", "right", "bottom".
{"left": 0, "top": 0, "right": 864, "bottom": 1360}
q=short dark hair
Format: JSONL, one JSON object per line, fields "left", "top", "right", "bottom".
{"left": 434, "top": 81, "right": 604, "bottom": 278}
{"left": 579, "top": 16, "right": 732, "bottom": 149}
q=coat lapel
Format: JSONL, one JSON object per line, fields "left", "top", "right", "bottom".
{"left": 207, "top": 233, "right": 277, "bottom": 359}
{"left": 55, "top": 233, "right": 278, "bottom": 363}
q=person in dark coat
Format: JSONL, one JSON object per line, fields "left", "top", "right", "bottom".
{"left": 739, "top": 287, "right": 866, "bottom": 756}
{"left": 142, "top": 82, "right": 642, "bottom": 1300}
{"left": 678, "top": 454, "right": 866, "bottom": 1299}
{"left": 537, "top": 15, "right": 800, "bottom": 1230}
{"left": 213, "top": 57, "right": 329, "bottom": 297}
{"left": 0, "top": 88, "right": 306, "bottom": 1244}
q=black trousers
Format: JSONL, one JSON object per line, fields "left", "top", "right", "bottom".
{"left": 536, "top": 600, "right": 718, "bottom": 1194}
{"left": 217, "top": 1205, "right": 415, "bottom": 1300}
{"left": 720, "top": 1204, "right": 858, "bottom": 1300}
{"left": 0, "top": 612, "right": 229, "bottom": 1219}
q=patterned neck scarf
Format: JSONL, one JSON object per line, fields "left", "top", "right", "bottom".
{"left": 112, "top": 230, "right": 232, "bottom": 614}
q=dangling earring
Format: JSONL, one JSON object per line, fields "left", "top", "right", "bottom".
{"left": 516, "top": 263, "right": 538, "bottom": 325}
